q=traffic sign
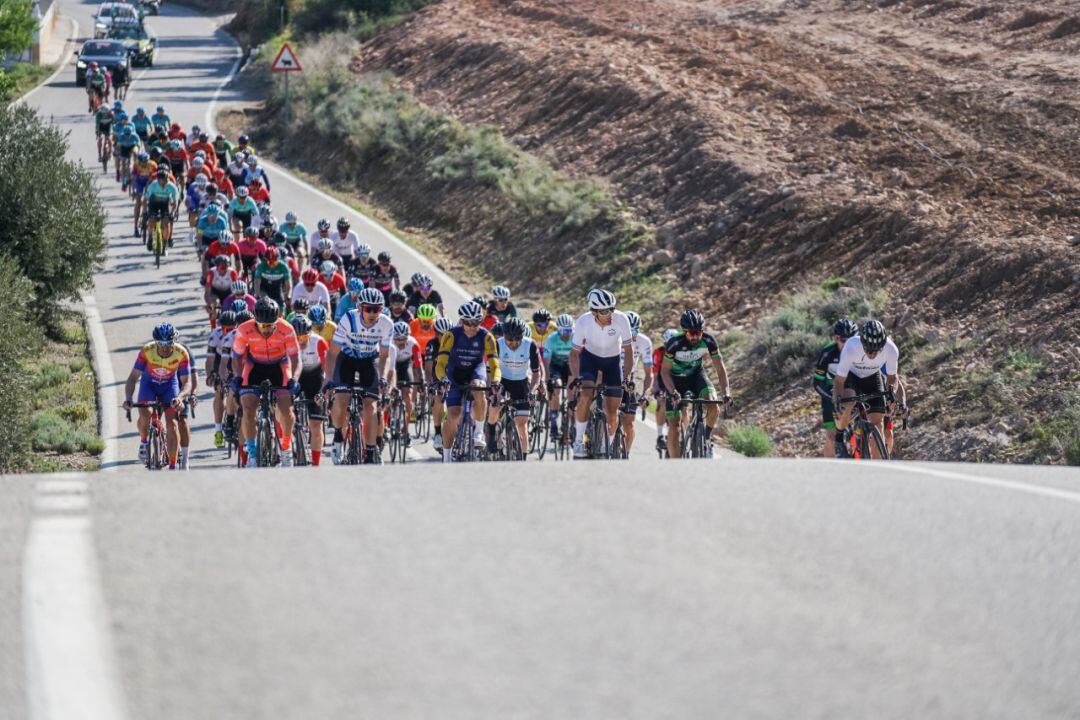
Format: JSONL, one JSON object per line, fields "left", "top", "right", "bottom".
{"left": 271, "top": 43, "right": 302, "bottom": 72}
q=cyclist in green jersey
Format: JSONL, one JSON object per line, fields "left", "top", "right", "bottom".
{"left": 660, "top": 310, "right": 732, "bottom": 459}
{"left": 280, "top": 211, "right": 308, "bottom": 263}
{"left": 144, "top": 167, "right": 180, "bottom": 250}
{"left": 543, "top": 313, "right": 574, "bottom": 439}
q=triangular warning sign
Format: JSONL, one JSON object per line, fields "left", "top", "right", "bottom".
{"left": 271, "top": 43, "right": 302, "bottom": 72}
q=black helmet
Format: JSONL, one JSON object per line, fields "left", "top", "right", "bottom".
{"left": 532, "top": 307, "right": 552, "bottom": 324}
{"left": 377, "top": 251, "right": 391, "bottom": 263}
{"left": 679, "top": 309, "right": 705, "bottom": 331}
{"left": 859, "top": 320, "right": 887, "bottom": 353}
{"left": 490, "top": 322, "right": 504, "bottom": 338}
{"left": 336, "top": 216, "right": 350, "bottom": 230}
{"left": 388, "top": 289, "right": 407, "bottom": 304}
{"left": 236, "top": 310, "right": 254, "bottom": 324}
{"left": 290, "top": 315, "right": 312, "bottom": 336}
{"left": 292, "top": 297, "right": 311, "bottom": 314}
{"left": 503, "top": 317, "right": 527, "bottom": 341}
{"left": 271, "top": 230, "right": 288, "bottom": 246}
{"left": 218, "top": 310, "right": 238, "bottom": 328}
{"left": 832, "top": 318, "right": 858, "bottom": 339}
{"left": 253, "top": 297, "right": 279, "bottom": 323}
{"left": 155, "top": 167, "right": 168, "bottom": 179}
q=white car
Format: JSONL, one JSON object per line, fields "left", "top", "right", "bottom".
{"left": 94, "top": 2, "right": 142, "bottom": 38}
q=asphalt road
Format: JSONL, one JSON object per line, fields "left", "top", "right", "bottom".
{"left": 6, "top": 2, "right": 1080, "bottom": 719}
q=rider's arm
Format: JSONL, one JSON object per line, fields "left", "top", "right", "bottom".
{"left": 711, "top": 354, "right": 731, "bottom": 399}
{"left": 434, "top": 331, "right": 454, "bottom": 382}
{"left": 528, "top": 341, "right": 542, "bottom": 391}
{"left": 377, "top": 345, "right": 390, "bottom": 384}
{"left": 660, "top": 356, "right": 676, "bottom": 394}
{"left": 622, "top": 340, "right": 634, "bottom": 383}
{"left": 123, "top": 368, "right": 141, "bottom": 407}
{"left": 485, "top": 333, "right": 501, "bottom": 385}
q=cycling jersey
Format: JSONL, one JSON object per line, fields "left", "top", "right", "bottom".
{"left": 197, "top": 210, "right": 229, "bottom": 240}
{"left": 812, "top": 342, "right": 842, "bottom": 399}
{"left": 212, "top": 138, "right": 233, "bottom": 165}
{"left": 333, "top": 309, "right": 392, "bottom": 360}
{"left": 571, "top": 311, "right": 633, "bottom": 358}
{"left": 543, "top": 332, "right": 573, "bottom": 364}
{"left": 388, "top": 336, "right": 422, "bottom": 368}
{"left": 663, "top": 332, "right": 720, "bottom": 376}
{"left": 134, "top": 342, "right": 190, "bottom": 383}
{"left": 497, "top": 337, "right": 540, "bottom": 382}
{"left": 223, "top": 293, "right": 256, "bottom": 313}
{"left": 228, "top": 197, "right": 258, "bottom": 218}
{"left": 334, "top": 293, "right": 358, "bottom": 323}
{"left": 486, "top": 301, "right": 517, "bottom": 324}
{"left": 369, "top": 264, "right": 399, "bottom": 293}
{"left": 350, "top": 257, "right": 378, "bottom": 285}
{"left": 313, "top": 320, "right": 336, "bottom": 344}
{"left": 298, "top": 335, "right": 328, "bottom": 372}
{"left": 409, "top": 318, "right": 436, "bottom": 354}
{"left": 325, "top": 230, "right": 358, "bottom": 258}
{"left": 150, "top": 112, "right": 170, "bottom": 128}
{"left": 95, "top": 108, "right": 114, "bottom": 127}
{"left": 132, "top": 114, "right": 153, "bottom": 136}
{"left": 528, "top": 322, "right": 556, "bottom": 351}
{"left": 242, "top": 166, "right": 270, "bottom": 189}
{"left": 435, "top": 326, "right": 500, "bottom": 382}
{"left": 231, "top": 318, "right": 300, "bottom": 366}
{"left": 320, "top": 272, "right": 348, "bottom": 298}
{"left": 236, "top": 238, "right": 266, "bottom": 261}
{"left": 131, "top": 160, "right": 156, "bottom": 181}
{"left": 88, "top": 71, "right": 108, "bottom": 89}
{"left": 291, "top": 281, "right": 330, "bottom": 308}
{"left": 205, "top": 239, "right": 240, "bottom": 264}
{"left": 144, "top": 180, "right": 179, "bottom": 202}
{"left": 205, "top": 267, "right": 238, "bottom": 294}
{"left": 116, "top": 133, "right": 141, "bottom": 151}
{"left": 280, "top": 222, "right": 307, "bottom": 247}
{"left": 406, "top": 289, "right": 442, "bottom": 314}
{"left": 246, "top": 184, "right": 270, "bottom": 205}
{"left": 625, "top": 333, "right": 654, "bottom": 372}
{"left": 835, "top": 337, "right": 899, "bottom": 379}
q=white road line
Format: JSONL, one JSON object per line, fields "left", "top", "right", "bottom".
{"left": 12, "top": 16, "right": 79, "bottom": 107}
{"left": 23, "top": 480, "right": 130, "bottom": 720}
{"left": 83, "top": 293, "right": 119, "bottom": 471}
{"left": 828, "top": 460, "right": 1080, "bottom": 505}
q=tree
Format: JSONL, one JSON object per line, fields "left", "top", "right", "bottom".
{"left": 0, "top": 0, "right": 36, "bottom": 57}
{"left": 0, "top": 254, "right": 36, "bottom": 471}
{"left": 0, "top": 104, "right": 107, "bottom": 324}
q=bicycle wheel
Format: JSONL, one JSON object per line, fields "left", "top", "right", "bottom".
{"left": 347, "top": 420, "right": 362, "bottom": 465}
{"left": 529, "top": 402, "right": 548, "bottom": 460}
{"left": 388, "top": 403, "right": 404, "bottom": 463}
{"left": 689, "top": 420, "right": 707, "bottom": 459}
{"left": 153, "top": 225, "right": 163, "bottom": 268}
{"left": 293, "top": 423, "right": 308, "bottom": 466}
{"left": 861, "top": 423, "right": 890, "bottom": 461}
{"left": 505, "top": 420, "right": 523, "bottom": 462}
{"left": 146, "top": 427, "right": 160, "bottom": 470}
{"left": 610, "top": 427, "right": 627, "bottom": 460}
{"left": 257, "top": 417, "right": 273, "bottom": 467}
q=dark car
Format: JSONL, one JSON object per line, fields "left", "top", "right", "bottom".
{"left": 75, "top": 39, "right": 130, "bottom": 86}
{"left": 106, "top": 20, "right": 156, "bottom": 67}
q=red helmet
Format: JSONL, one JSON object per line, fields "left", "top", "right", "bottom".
{"left": 301, "top": 268, "right": 319, "bottom": 285}
{"left": 266, "top": 247, "right": 280, "bottom": 262}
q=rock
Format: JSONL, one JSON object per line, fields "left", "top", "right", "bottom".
{"left": 688, "top": 255, "right": 704, "bottom": 277}
{"left": 656, "top": 227, "right": 677, "bottom": 247}
{"left": 1068, "top": 235, "right": 1080, "bottom": 246}
{"left": 911, "top": 201, "right": 933, "bottom": 217}
{"left": 885, "top": 167, "right": 911, "bottom": 188}
{"left": 990, "top": 419, "right": 1011, "bottom": 435}
{"left": 915, "top": 90, "right": 932, "bottom": 101}
{"left": 652, "top": 249, "right": 676, "bottom": 266}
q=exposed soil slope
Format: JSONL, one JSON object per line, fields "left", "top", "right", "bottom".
{"left": 350, "top": 0, "right": 1079, "bottom": 460}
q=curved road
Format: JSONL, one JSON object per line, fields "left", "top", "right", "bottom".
{"left": 3, "top": 1, "right": 1080, "bottom": 719}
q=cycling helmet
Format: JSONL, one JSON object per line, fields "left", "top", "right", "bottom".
{"left": 410, "top": 272, "right": 424, "bottom": 287}
{"left": 137, "top": 151, "right": 149, "bottom": 162}
{"left": 418, "top": 274, "right": 432, "bottom": 288}
{"left": 168, "top": 139, "right": 180, "bottom": 150}
{"left": 213, "top": 254, "right": 229, "bottom": 267}
{"left": 152, "top": 322, "right": 174, "bottom": 343}
{"left": 236, "top": 186, "right": 249, "bottom": 198}
{"left": 219, "top": 234, "right": 233, "bottom": 245}
{"left": 472, "top": 295, "right": 488, "bottom": 308}
{"left": 192, "top": 158, "right": 205, "bottom": 171}
{"left": 859, "top": 320, "right": 887, "bottom": 353}
{"left": 679, "top": 309, "right": 705, "bottom": 331}
{"left": 662, "top": 328, "right": 678, "bottom": 343}
{"left": 377, "top": 251, "right": 391, "bottom": 263}
{"left": 492, "top": 285, "right": 511, "bottom": 300}
{"left": 89, "top": 61, "right": 99, "bottom": 69}
{"left": 265, "top": 246, "right": 280, "bottom": 262}
{"left": 155, "top": 167, "right": 168, "bottom": 179}
{"left": 135, "top": 107, "right": 145, "bottom": 115}
{"left": 556, "top": 313, "right": 574, "bottom": 330}
{"left": 532, "top": 308, "right": 552, "bottom": 324}
{"left": 392, "top": 321, "right": 410, "bottom": 338}
{"left": 301, "top": 268, "right": 319, "bottom": 284}
{"left": 587, "top": 288, "right": 616, "bottom": 310}
{"left": 112, "top": 100, "right": 122, "bottom": 110}
{"left": 282, "top": 211, "right": 296, "bottom": 224}
{"left": 230, "top": 280, "right": 248, "bottom": 295}
{"left": 388, "top": 289, "right": 407, "bottom": 304}
{"left": 503, "top": 317, "right": 527, "bottom": 341}
{"left": 336, "top": 217, "right": 350, "bottom": 230}
{"left": 347, "top": 277, "right": 364, "bottom": 295}
{"left": 156, "top": 105, "right": 165, "bottom": 113}
{"left": 206, "top": 201, "right": 221, "bottom": 215}
{"left": 358, "top": 287, "right": 384, "bottom": 307}
{"left": 236, "top": 310, "right": 254, "bottom": 324}
{"left": 258, "top": 204, "right": 272, "bottom": 220}
{"left": 458, "top": 300, "right": 483, "bottom": 321}
{"left": 230, "top": 299, "right": 248, "bottom": 314}
{"left": 194, "top": 174, "right": 208, "bottom": 186}
{"left": 205, "top": 183, "right": 218, "bottom": 196}
{"left": 434, "top": 317, "right": 453, "bottom": 334}
{"left": 524, "top": 324, "right": 532, "bottom": 339}
{"left": 122, "top": 126, "right": 134, "bottom": 136}
{"left": 490, "top": 323, "right": 503, "bottom": 338}
{"left": 194, "top": 149, "right": 207, "bottom": 159}
{"left": 320, "top": 261, "right": 336, "bottom": 276}
{"left": 167, "top": 325, "right": 182, "bottom": 341}
{"left": 292, "top": 298, "right": 310, "bottom": 314}
{"left": 253, "top": 297, "right": 279, "bottom": 323}
{"left": 246, "top": 154, "right": 258, "bottom": 166}
{"left": 149, "top": 147, "right": 162, "bottom": 161}
{"left": 238, "top": 134, "right": 249, "bottom": 144}
{"left": 218, "top": 310, "right": 238, "bottom": 328}
{"left": 198, "top": 133, "right": 209, "bottom": 142}
{"left": 317, "top": 218, "right": 331, "bottom": 232}
{"left": 242, "top": 226, "right": 257, "bottom": 238}
{"left": 626, "top": 311, "right": 642, "bottom": 332}
{"left": 416, "top": 304, "right": 436, "bottom": 321}
{"left": 832, "top": 318, "right": 859, "bottom": 340}
{"left": 271, "top": 230, "right": 288, "bottom": 246}
{"left": 117, "top": 111, "right": 128, "bottom": 121}
{"left": 290, "top": 315, "right": 312, "bottom": 336}
{"left": 308, "top": 305, "right": 327, "bottom": 324}
{"left": 317, "top": 237, "right": 333, "bottom": 252}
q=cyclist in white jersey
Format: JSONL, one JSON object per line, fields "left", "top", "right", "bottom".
{"left": 568, "top": 289, "right": 634, "bottom": 458}
{"left": 833, "top": 320, "right": 899, "bottom": 460}
{"left": 619, "top": 311, "right": 653, "bottom": 453}
{"left": 291, "top": 315, "right": 330, "bottom": 466}
{"left": 206, "top": 310, "right": 239, "bottom": 448}
{"left": 488, "top": 317, "right": 542, "bottom": 455}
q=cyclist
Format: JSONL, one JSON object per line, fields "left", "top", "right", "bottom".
{"left": 402, "top": 272, "right": 423, "bottom": 299}
{"left": 115, "top": 125, "right": 141, "bottom": 191}
{"left": 488, "top": 285, "right": 517, "bottom": 324}
{"left": 334, "top": 277, "right": 365, "bottom": 323}
{"left": 246, "top": 176, "right": 270, "bottom": 205}
{"left": 528, "top": 308, "right": 555, "bottom": 353}
{"left": 325, "top": 287, "right": 393, "bottom": 464}
{"left": 318, "top": 261, "right": 348, "bottom": 315}
{"left": 405, "top": 273, "right": 444, "bottom": 317}
{"left": 832, "top": 320, "right": 900, "bottom": 460}
{"left": 409, "top": 304, "right": 437, "bottom": 355}
{"left": 228, "top": 185, "right": 258, "bottom": 240}
{"left": 196, "top": 201, "right": 231, "bottom": 266}
{"left": 236, "top": 226, "right": 267, "bottom": 277}
{"left": 206, "top": 310, "right": 238, "bottom": 449}
{"left": 370, "top": 251, "right": 400, "bottom": 302}
{"left": 434, "top": 300, "right": 500, "bottom": 462}
{"left": 236, "top": 133, "right": 256, "bottom": 157}
{"left": 222, "top": 279, "right": 256, "bottom": 314}
{"left": 86, "top": 63, "right": 108, "bottom": 112}
{"left": 308, "top": 304, "right": 336, "bottom": 344}
{"left": 489, "top": 316, "right": 542, "bottom": 457}
{"left": 212, "top": 133, "right": 234, "bottom": 167}
{"left": 163, "top": 138, "right": 189, "bottom": 181}
{"left": 226, "top": 152, "right": 248, "bottom": 188}
{"left": 813, "top": 318, "right": 858, "bottom": 458}
{"left": 142, "top": 167, "right": 179, "bottom": 251}
{"left": 167, "top": 327, "right": 199, "bottom": 471}
{"left": 389, "top": 320, "right": 422, "bottom": 441}
{"left": 660, "top": 310, "right": 732, "bottom": 459}
{"left": 286, "top": 266, "right": 329, "bottom": 310}
{"left": 203, "top": 230, "right": 240, "bottom": 276}
{"left": 349, "top": 243, "right": 378, "bottom": 286}
{"left": 310, "top": 237, "right": 344, "bottom": 275}
{"left": 190, "top": 132, "right": 215, "bottom": 163}
{"left": 212, "top": 166, "right": 234, "bottom": 199}
{"left": 618, "top": 311, "right": 653, "bottom": 453}
{"left": 129, "top": 151, "right": 156, "bottom": 234}
{"left": 543, "top": 313, "right": 574, "bottom": 441}
{"left": 186, "top": 156, "right": 213, "bottom": 188}
{"left": 279, "top": 211, "right": 307, "bottom": 262}
{"left": 150, "top": 105, "right": 170, "bottom": 130}
{"left": 110, "top": 61, "right": 128, "bottom": 100}
{"left": 330, "top": 217, "right": 359, "bottom": 266}
{"left": 242, "top": 154, "right": 269, "bottom": 186}
{"left": 185, "top": 174, "right": 210, "bottom": 239}
{"left": 131, "top": 107, "right": 153, "bottom": 142}
{"left": 204, "top": 255, "right": 239, "bottom": 327}
{"left": 253, "top": 246, "right": 294, "bottom": 309}
{"left": 882, "top": 374, "right": 909, "bottom": 456}
{"left": 94, "top": 103, "right": 115, "bottom": 162}
{"left": 122, "top": 322, "right": 193, "bottom": 470}
{"left": 292, "top": 314, "right": 329, "bottom": 466}
{"left": 230, "top": 297, "right": 302, "bottom": 468}
{"left": 568, "top": 289, "right": 634, "bottom": 459}
{"left": 385, "top": 289, "right": 411, "bottom": 325}
{"left": 167, "top": 122, "right": 186, "bottom": 144}
{"left": 653, "top": 328, "right": 677, "bottom": 450}
{"left": 425, "top": 316, "right": 453, "bottom": 451}
{"left": 307, "top": 218, "right": 332, "bottom": 257}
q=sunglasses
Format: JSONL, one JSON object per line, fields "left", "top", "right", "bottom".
{"left": 420, "top": 285, "right": 432, "bottom": 291}
{"left": 419, "top": 320, "right": 432, "bottom": 328}
{"left": 461, "top": 319, "right": 481, "bottom": 327}
{"left": 685, "top": 330, "right": 703, "bottom": 338}
{"left": 558, "top": 329, "right": 572, "bottom": 335}
{"left": 593, "top": 308, "right": 613, "bottom": 316}
{"left": 155, "top": 341, "right": 174, "bottom": 349}
{"left": 256, "top": 321, "right": 276, "bottom": 330}
{"left": 535, "top": 322, "right": 549, "bottom": 329}
{"left": 361, "top": 305, "right": 382, "bottom": 313}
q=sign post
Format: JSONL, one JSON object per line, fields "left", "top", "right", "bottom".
{"left": 270, "top": 43, "right": 303, "bottom": 131}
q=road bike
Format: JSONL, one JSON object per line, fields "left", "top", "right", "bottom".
{"left": 835, "top": 392, "right": 892, "bottom": 460}
{"left": 527, "top": 391, "right": 549, "bottom": 460}
{"left": 126, "top": 401, "right": 168, "bottom": 470}
{"left": 384, "top": 387, "right": 410, "bottom": 464}
{"left": 411, "top": 383, "right": 432, "bottom": 443}
{"left": 254, "top": 380, "right": 284, "bottom": 468}
{"left": 575, "top": 382, "right": 627, "bottom": 460}
{"left": 675, "top": 394, "right": 729, "bottom": 459}
{"left": 292, "top": 392, "right": 313, "bottom": 467}
{"left": 487, "top": 387, "right": 525, "bottom": 462}
{"left": 551, "top": 380, "right": 575, "bottom": 461}
{"left": 449, "top": 383, "right": 484, "bottom": 463}
{"left": 339, "top": 387, "right": 380, "bottom": 465}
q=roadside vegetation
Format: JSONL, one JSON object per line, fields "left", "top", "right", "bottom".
{"left": 0, "top": 104, "right": 108, "bottom": 472}
{"left": 0, "top": 0, "right": 39, "bottom": 100}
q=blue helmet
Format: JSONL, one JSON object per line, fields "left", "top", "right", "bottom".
{"left": 117, "top": 111, "right": 128, "bottom": 121}
{"left": 136, "top": 107, "right": 146, "bottom": 115}
{"left": 152, "top": 322, "right": 175, "bottom": 343}
{"left": 231, "top": 299, "right": 248, "bottom": 314}
{"left": 308, "top": 304, "right": 327, "bottom": 324}
{"left": 347, "top": 277, "right": 364, "bottom": 294}
{"left": 112, "top": 100, "right": 122, "bottom": 110}
{"left": 122, "top": 126, "right": 134, "bottom": 136}
{"left": 156, "top": 105, "right": 165, "bottom": 113}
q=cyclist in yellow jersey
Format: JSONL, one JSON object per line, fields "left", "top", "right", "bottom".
{"left": 308, "top": 304, "right": 336, "bottom": 343}
{"left": 130, "top": 152, "right": 157, "bottom": 235}
{"left": 527, "top": 307, "right": 557, "bottom": 353}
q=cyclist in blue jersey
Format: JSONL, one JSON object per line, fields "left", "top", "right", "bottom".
{"left": 489, "top": 317, "right": 542, "bottom": 456}
{"left": 131, "top": 107, "right": 154, "bottom": 141}
{"left": 143, "top": 167, "right": 180, "bottom": 250}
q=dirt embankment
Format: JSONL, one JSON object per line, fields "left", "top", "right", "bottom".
{"left": 348, "top": 0, "right": 1079, "bottom": 461}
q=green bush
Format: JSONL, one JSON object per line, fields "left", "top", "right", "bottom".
{"left": 31, "top": 362, "right": 69, "bottom": 391}
{"left": 31, "top": 410, "right": 80, "bottom": 454}
{"left": 293, "top": 0, "right": 437, "bottom": 37}
{"left": 0, "top": 254, "right": 36, "bottom": 471}
{"left": 0, "top": 104, "right": 107, "bottom": 322}
{"left": 728, "top": 425, "right": 773, "bottom": 457}
{"left": 1002, "top": 349, "right": 1042, "bottom": 374}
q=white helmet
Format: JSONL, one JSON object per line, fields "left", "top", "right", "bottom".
{"left": 662, "top": 328, "right": 677, "bottom": 343}
{"left": 192, "top": 157, "right": 205, "bottom": 168}
{"left": 358, "top": 287, "right": 384, "bottom": 306}
{"left": 587, "top": 288, "right": 616, "bottom": 310}
{"left": 230, "top": 280, "right": 247, "bottom": 295}
{"left": 357, "top": 243, "right": 372, "bottom": 258}
{"left": 457, "top": 300, "right": 484, "bottom": 321}
{"left": 194, "top": 174, "right": 208, "bottom": 186}
{"left": 556, "top": 313, "right": 574, "bottom": 330}
{"left": 625, "top": 311, "right": 641, "bottom": 331}
{"left": 285, "top": 211, "right": 298, "bottom": 223}
{"left": 491, "top": 284, "right": 511, "bottom": 300}
{"left": 392, "top": 321, "right": 410, "bottom": 338}
{"left": 320, "top": 261, "right": 336, "bottom": 275}
{"left": 317, "top": 237, "right": 333, "bottom": 252}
